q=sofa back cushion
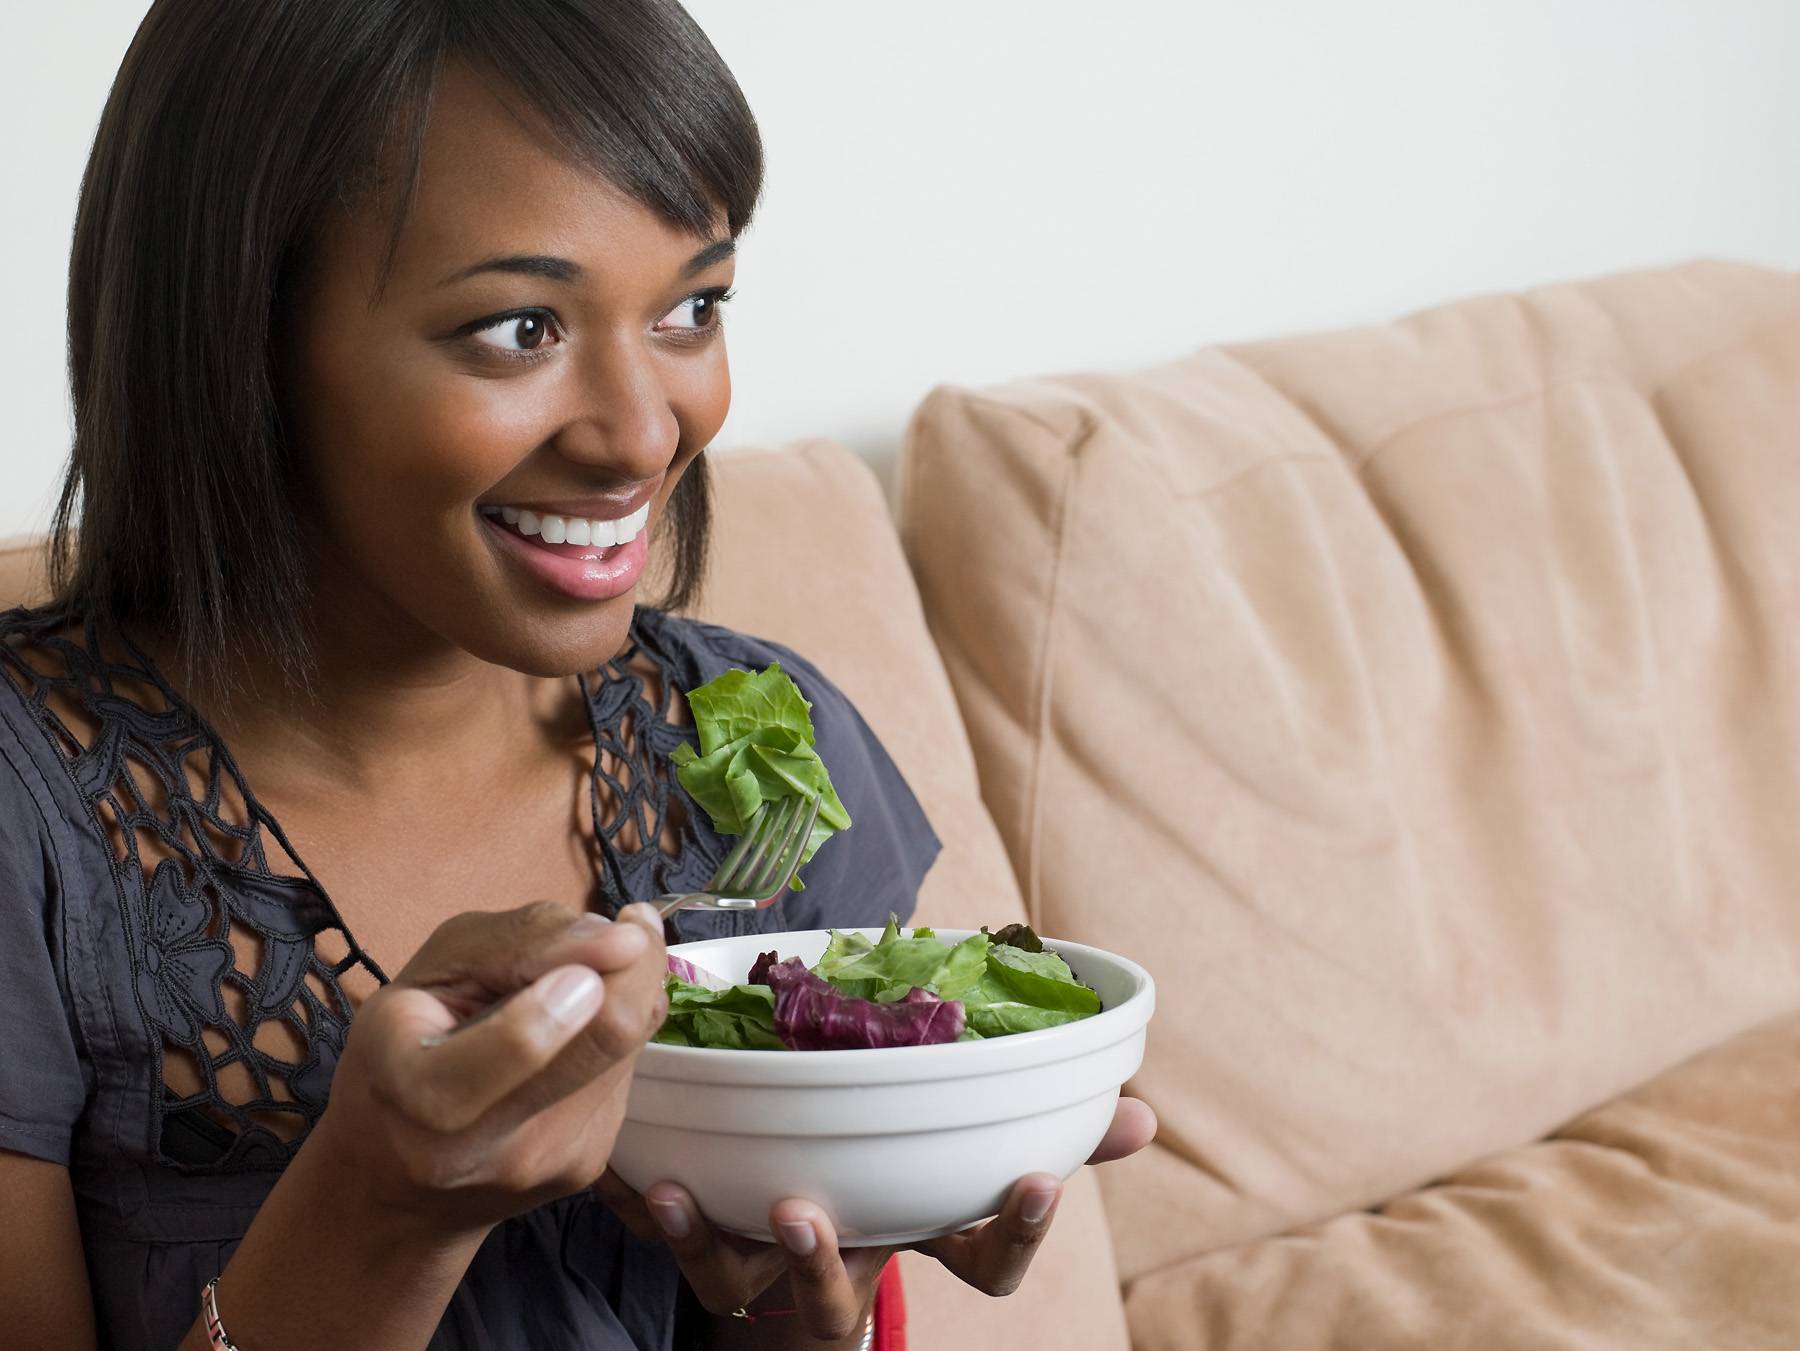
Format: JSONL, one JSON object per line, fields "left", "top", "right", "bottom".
{"left": 899, "top": 259, "right": 1800, "bottom": 1280}
{"left": 0, "top": 537, "right": 46, "bottom": 609}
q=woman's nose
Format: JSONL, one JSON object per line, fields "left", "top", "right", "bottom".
{"left": 550, "top": 332, "right": 681, "bottom": 479}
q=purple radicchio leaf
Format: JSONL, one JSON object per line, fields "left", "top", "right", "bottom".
{"left": 747, "top": 950, "right": 781, "bottom": 987}
{"left": 761, "top": 956, "right": 965, "bottom": 1050}
{"left": 667, "top": 955, "right": 731, "bottom": 991}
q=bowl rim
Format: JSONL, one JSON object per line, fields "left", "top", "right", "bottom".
{"left": 638, "top": 927, "right": 1156, "bottom": 1087}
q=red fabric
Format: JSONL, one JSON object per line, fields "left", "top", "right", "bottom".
{"left": 872, "top": 1261, "right": 906, "bottom": 1351}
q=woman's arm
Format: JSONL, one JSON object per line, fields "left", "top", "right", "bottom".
{"left": 0, "top": 1110, "right": 599, "bottom": 1351}
{"left": 0, "top": 1152, "right": 99, "bottom": 1351}
{"left": 168, "top": 901, "right": 669, "bottom": 1351}
{"left": 173, "top": 1120, "right": 490, "bottom": 1351}
{"left": 1, "top": 902, "right": 670, "bottom": 1351}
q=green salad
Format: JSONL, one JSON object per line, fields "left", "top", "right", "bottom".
{"left": 669, "top": 662, "right": 850, "bottom": 890}
{"left": 659, "top": 918, "right": 1103, "bottom": 1051}
{"left": 660, "top": 664, "right": 1103, "bottom": 1050}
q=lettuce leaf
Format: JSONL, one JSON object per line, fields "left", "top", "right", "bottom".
{"left": 961, "top": 942, "right": 1101, "bottom": 1038}
{"left": 814, "top": 919, "right": 990, "bottom": 1004}
{"left": 653, "top": 975, "right": 785, "bottom": 1050}
{"left": 657, "top": 920, "right": 1102, "bottom": 1050}
{"left": 670, "top": 663, "right": 852, "bottom": 888}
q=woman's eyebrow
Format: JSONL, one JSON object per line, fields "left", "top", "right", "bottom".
{"left": 682, "top": 237, "right": 736, "bottom": 275}
{"left": 436, "top": 239, "right": 735, "bottom": 290}
{"left": 438, "top": 254, "right": 581, "bottom": 288}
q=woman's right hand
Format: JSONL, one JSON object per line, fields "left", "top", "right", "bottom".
{"left": 309, "top": 900, "right": 669, "bottom": 1237}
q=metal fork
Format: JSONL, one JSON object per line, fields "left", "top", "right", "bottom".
{"left": 653, "top": 794, "right": 823, "bottom": 919}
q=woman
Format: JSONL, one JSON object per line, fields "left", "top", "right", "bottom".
{"left": 0, "top": 1, "right": 1153, "bottom": 1348}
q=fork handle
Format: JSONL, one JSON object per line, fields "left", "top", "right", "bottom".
{"left": 653, "top": 892, "right": 760, "bottom": 919}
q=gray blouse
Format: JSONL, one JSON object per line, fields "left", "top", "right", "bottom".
{"left": 0, "top": 604, "right": 939, "bottom": 1350}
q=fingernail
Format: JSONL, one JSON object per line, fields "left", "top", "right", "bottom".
{"left": 1020, "top": 1187, "right": 1058, "bottom": 1225}
{"left": 648, "top": 1198, "right": 690, "bottom": 1240}
{"left": 777, "top": 1220, "right": 817, "bottom": 1255}
{"left": 569, "top": 912, "right": 612, "bottom": 935}
{"left": 608, "top": 922, "right": 649, "bottom": 956}
{"left": 542, "top": 967, "right": 603, "bottom": 1026}
{"left": 620, "top": 901, "right": 663, "bottom": 930}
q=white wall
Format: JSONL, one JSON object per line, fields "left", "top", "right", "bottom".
{"left": 4, "top": 0, "right": 1797, "bottom": 536}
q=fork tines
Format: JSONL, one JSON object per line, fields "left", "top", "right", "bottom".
{"left": 733, "top": 794, "right": 823, "bottom": 900}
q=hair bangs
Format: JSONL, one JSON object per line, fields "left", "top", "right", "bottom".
{"left": 442, "top": 0, "right": 762, "bottom": 241}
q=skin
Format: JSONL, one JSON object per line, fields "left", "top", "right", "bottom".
{"left": 277, "top": 86, "right": 726, "bottom": 690}
{"left": 110, "top": 60, "right": 1160, "bottom": 1349}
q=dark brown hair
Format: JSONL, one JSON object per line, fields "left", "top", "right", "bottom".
{"left": 54, "top": 0, "right": 762, "bottom": 689}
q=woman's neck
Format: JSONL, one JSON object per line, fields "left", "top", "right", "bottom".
{"left": 151, "top": 565, "right": 597, "bottom": 804}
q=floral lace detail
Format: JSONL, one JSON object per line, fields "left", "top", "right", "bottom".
{"left": 0, "top": 604, "right": 714, "bottom": 1170}
{"left": 584, "top": 619, "right": 722, "bottom": 906}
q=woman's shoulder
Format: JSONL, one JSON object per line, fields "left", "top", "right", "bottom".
{"left": 0, "top": 604, "right": 81, "bottom": 800}
{"left": 1, "top": 600, "right": 116, "bottom": 747}
{"left": 0, "top": 678, "right": 53, "bottom": 833}
{"left": 0, "top": 639, "right": 66, "bottom": 924}
{"left": 0, "top": 599, "right": 81, "bottom": 642}
{"left": 0, "top": 602, "right": 102, "bottom": 720}
{"left": 0, "top": 611, "right": 97, "bottom": 1167}
{"left": 0, "top": 601, "right": 190, "bottom": 866}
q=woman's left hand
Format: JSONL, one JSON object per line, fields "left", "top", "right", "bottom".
{"left": 593, "top": 1096, "right": 1157, "bottom": 1344}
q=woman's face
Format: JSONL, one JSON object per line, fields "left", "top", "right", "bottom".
{"left": 281, "top": 63, "right": 735, "bottom": 678}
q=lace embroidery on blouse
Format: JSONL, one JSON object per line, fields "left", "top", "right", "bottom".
{"left": 0, "top": 604, "right": 713, "bottom": 1170}
{"left": 580, "top": 624, "right": 716, "bottom": 900}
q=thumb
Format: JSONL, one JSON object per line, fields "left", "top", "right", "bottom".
{"left": 394, "top": 901, "right": 653, "bottom": 1012}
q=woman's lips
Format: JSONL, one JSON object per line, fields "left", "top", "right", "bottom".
{"left": 481, "top": 512, "right": 648, "bottom": 602}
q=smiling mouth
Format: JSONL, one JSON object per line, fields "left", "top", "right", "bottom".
{"left": 479, "top": 502, "right": 650, "bottom": 548}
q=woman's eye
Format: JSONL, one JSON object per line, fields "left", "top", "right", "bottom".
{"left": 471, "top": 312, "right": 557, "bottom": 353}
{"left": 657, "top": 290, "right": 730, "bottom": 332}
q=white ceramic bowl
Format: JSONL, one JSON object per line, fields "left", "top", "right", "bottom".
{"left": 610, "top": 927, "right": 1155, "bottom": 1246}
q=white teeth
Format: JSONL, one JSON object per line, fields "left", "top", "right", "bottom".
{"left": 495, "top": 502, "right": 648, "bottom": 547}
{"left": 616, "top": 502, "right": 650, "bottom": 544}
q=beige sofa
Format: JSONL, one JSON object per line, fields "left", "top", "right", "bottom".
{"left": 7, "top": 257, "right": 1800, "bottom": 1348}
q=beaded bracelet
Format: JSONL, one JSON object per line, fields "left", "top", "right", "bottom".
{"left": 732, "top": 1304, "right": 875, "bottom": 1349}
{"left": 731, "top": 1304, "right": 800, "bottom": 1324}
{"left": 202, "top": 1277, "right": 242, "bottom": 1351}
